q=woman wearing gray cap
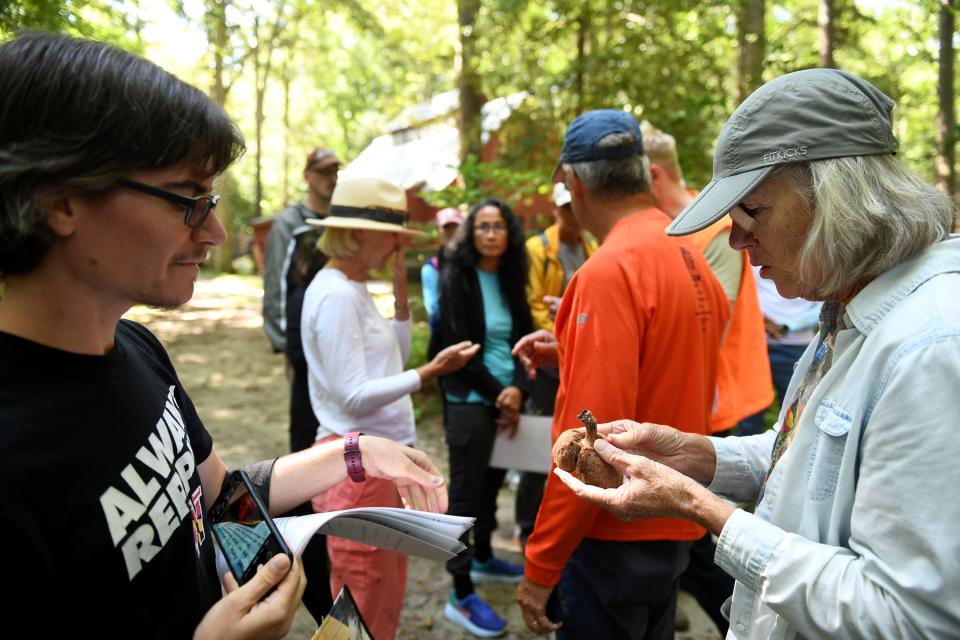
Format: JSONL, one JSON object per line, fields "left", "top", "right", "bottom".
{"left": 549, "top": 68, "right": 960, "bottom": 638}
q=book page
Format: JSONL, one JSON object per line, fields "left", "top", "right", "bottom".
{"left": 320, "top": 517, "right": 464, "bottom": 561}
{"left": 336, "top": 507, "right": 473, "bottom": 539}
{"left": 272, "top": 508, "right": 473, "bottom": 560}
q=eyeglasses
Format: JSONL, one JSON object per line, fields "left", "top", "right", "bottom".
{"left": 117, "top": 178, "right": 219, "bottom": 229}
{"left": 474, "top": 222, "right": 508, "bottom": 235}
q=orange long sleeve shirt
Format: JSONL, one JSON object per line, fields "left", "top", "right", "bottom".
{"left": 523, "top": 208, "right": 730, "bottom": 587}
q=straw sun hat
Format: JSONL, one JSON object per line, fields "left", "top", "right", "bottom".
{"left": 306, "top": 177, "right": 424, "bottom": 237}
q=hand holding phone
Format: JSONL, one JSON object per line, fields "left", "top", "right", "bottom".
{"left": 194, "top": 554, "right": 305, "bottom": 640}
{"left": 209, "top": 470, "right": 293, "bottom": 585}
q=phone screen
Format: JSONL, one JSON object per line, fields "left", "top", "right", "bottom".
{"left": 209, "top": 470, "right": 291, "bottom": 585}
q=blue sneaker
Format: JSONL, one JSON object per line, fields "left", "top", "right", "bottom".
{"left": 469, "top": 556, "right": 524, "bottom": 583}
{"left": 444, "top": 592, "right": 507, "bottom": 637}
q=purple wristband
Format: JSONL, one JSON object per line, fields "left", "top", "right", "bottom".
{"left": 344, "top": 432, "right": 366, "bottom": 483}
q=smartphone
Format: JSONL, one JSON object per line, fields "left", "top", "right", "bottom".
{"left": 209, "top": 469, "right": 292, "bottom": 585}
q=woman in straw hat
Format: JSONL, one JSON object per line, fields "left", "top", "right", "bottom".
{"left": 546, "top": 69, "right": 960, "bottom": 638}
{"left": 302, "top": 177, "right": 479, "bottom": 639}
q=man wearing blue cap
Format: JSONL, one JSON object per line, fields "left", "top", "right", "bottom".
{"left": 513, "top": 110, "right": 729, "bottom": 638}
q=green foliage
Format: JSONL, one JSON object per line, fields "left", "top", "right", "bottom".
{"left": 421, "top": 154, "right": 547, "bottom": 210}
{"left": 224, "top": 173, "right": 255, "bottom": 233}
{"left": 398, "top": 282, "right": 445, "bottom": 425}
{"left": 4, "top": 0, "right": 956, "bottom": 269}
{"left": 464, "top": 0, "right": 738, "bottom": 189}
{"left": 1, "top": 0, "right": 144, "bottom": 51}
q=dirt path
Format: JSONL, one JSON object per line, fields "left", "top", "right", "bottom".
{"left": 129, "top": 275, "right": 720, "bottom": 640}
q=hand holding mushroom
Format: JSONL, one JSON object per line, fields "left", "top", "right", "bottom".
{"left": 552, "top": 418, "right": 737, "bottom": 535}
{"left": 551, "top": 409, "right": 622, "bottom": 489}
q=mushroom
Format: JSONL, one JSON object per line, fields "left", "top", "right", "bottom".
{"left": 551, "top": 408, "right": 622, "bottom": 489}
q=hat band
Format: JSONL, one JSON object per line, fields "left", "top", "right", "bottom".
{"left": 331, "top": 205, "right": 408, "bottom": 226}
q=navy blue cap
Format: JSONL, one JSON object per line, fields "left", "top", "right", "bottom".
{"left": 559, "top": 109, "right": 644, "bottom": 165}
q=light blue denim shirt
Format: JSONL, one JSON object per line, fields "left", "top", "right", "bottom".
{"left": 709, "top": 236, "right": 960, "bottom": 639}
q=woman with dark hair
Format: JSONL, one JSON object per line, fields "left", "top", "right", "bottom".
{"left": 286, "top": 228, "right": 328, "bottom": 454}
{"left": 438, "top": 198, "right": 533, "bottom": 637}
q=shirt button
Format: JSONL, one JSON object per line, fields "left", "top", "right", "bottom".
{"left": 736, "top": 623, "right": 746, "bottom": 632}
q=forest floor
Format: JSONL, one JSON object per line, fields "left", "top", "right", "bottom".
{"left": 127, "top": 274, "right": 721, "bottom": 640}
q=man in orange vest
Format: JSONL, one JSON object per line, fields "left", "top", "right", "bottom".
{"left": 643, "top": 122, "right": 773, "bottom": 635}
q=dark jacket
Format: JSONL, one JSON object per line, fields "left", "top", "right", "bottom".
{"left": 438, "top": 266, "right": 533, "bottom": 402}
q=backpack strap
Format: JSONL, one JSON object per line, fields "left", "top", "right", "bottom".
{"left": 539, "top": 232, "right": 550, "bottom": 280}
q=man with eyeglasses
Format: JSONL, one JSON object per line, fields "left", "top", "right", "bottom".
{"left": 0, "top": 32, "right": 450, "bottom": 638}
{"left": 262, "top": 147, "right": 340, "bottom": 355}
{"left": 116, "top": 178, "right": 221, "bottom": 228}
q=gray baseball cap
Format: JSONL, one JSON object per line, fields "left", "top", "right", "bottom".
{"left": 666, "top": 68, "right": 898, "bottom": 236}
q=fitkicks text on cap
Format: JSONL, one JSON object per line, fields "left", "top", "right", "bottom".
{"left": 763, "top": 145, "right": 809, "bottom": 163}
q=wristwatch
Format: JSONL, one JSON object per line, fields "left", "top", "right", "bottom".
{"left": 344, "top": 431, "right": 366, "bottom": 483}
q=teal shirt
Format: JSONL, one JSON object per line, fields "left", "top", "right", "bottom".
{"left": 446, "top": 270, "right": 515, "bottom": 405}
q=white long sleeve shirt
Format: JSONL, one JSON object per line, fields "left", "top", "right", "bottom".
{"left": 301, "top": 268, "right": 421, "bottom": 445}
{"left": 709, "top": 237, "right": 960, "bottom": 639}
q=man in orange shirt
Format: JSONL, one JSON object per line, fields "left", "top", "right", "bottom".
{"left": 513, "top": 110, "right": 729, "bottom": 639}
{"left": 643, "top": 122, "right": 773, "bottom": 635}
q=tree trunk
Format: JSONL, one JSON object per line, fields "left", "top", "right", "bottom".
{"left": 282, "top": 60, "right": 292, "bottom": 206}
{"left": 818, "top": 0, "right": 835, "bottom": 68}
{"left": 457, "top": 0, "right": 483, "bottom": 161}
{"left": 252, "top": 11, "right": 285, "bottom": 217}
{"left": 253, "top": 17, "right": 264, "bottom": 220}
{"left": 936, "top": 0, "right": 956, "bottom": 197}
{"left": 736, "top": 0, "right": 765, "bottom": 105}
{"left": 208, "top": 0, "right": 234, "bottom": 273}
{"left": 574, "top": 4, "right": 590, "bottom": 116}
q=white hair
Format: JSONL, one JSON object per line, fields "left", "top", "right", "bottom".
{"left": 782, "top": 155, "right": 956, "bottom": 299}
{"left": 640, "top": 121, "right": 685, "bottom": 184}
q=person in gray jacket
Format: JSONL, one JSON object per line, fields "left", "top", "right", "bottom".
{"left": 548, "top": 69, "right": 960, "bottom": 639}
{"left": 262, "top": 147, "right": 339, "bottom": 353}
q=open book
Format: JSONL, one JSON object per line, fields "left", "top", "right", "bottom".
{"left": 213, "top": 508, "right": 473, "bottom": 580}
{"left": 275, "top": 507, "right": 473, "bottom": 561}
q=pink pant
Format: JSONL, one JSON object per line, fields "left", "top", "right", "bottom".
{"left": 311, "top": 436, "right": 407, "bottom": 640}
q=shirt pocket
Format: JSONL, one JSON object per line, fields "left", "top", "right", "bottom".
{"left": 806, "top": 400, "right": 852, "bottom": 501}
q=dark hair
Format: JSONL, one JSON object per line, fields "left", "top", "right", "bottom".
{"left": 449, "top": 198, "right": 530, "bottom": 315}
{"left": 0, "top": 32, "right": 245, "bottom": 277}
{"left": 290, "top": 229, "right": 328, "bottom": 289}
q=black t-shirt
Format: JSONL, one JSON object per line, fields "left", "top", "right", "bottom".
{"left": 0, "top": 320, "right": 220, "bottom": 638}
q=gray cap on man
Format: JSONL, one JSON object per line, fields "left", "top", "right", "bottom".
{"left": 666, "top": 68, "right": 898, "bottom": 236}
